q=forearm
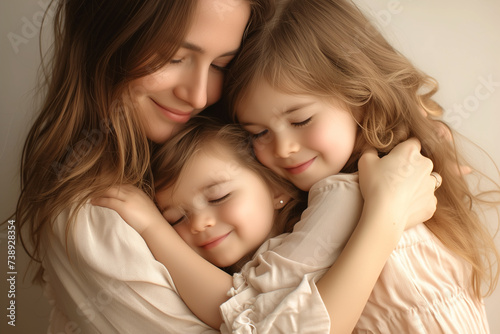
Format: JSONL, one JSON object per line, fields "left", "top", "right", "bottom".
{"left": 141, "top": 221, "right": 232, "bottom": 329}
{"left": 316, "top": 200, "right": 403, "bottom": 334}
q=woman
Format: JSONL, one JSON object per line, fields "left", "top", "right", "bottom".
{"left": 13, "top": 0, "right": 438, "bottom": 332}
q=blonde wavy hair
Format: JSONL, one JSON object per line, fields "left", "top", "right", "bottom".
{"left": 225, "top": 0, "right": 500, "bottom": 298}
{"left": 13, "top": 0, "right": 273, "bottom": 283}
{"left": 151, "top": 116, "right": 307, "bottom": 272}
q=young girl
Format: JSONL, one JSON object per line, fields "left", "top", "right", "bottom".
{"left": 222, "top": 0, "right": 500, "bottom": 332}
{"left": 95, "top": 115, "right": 439, "bottom": 333}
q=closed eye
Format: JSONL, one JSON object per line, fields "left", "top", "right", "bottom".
{"left": 170, "top": 58, "right": 183, "bottom": 65}
{"left": 251, "top": 129, "right": 268, "bottom": 140}
{"left": 291, "top": 117, "right": 312, "bottom": 127}
{"left": 170, "top": 215, "right": 187, "bottom": 227}
{"left": 209, "top": 193, "right": 231, "bottom": 204}
{"left": 211, "top": 63, "right": 229, "bottom": 72}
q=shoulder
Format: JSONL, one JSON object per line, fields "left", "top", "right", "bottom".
{"left": 52, "top": 202, "right": 133, "bottom": 241}
{"left": 50, "top": 203, "right": 163, "bottom": 277}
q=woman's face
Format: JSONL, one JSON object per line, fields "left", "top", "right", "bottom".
{"left": 130, "top": 0, "right": 251, "bottom": 143}
{"left": 155, "top": 145, "right": 277, "bottom": 268}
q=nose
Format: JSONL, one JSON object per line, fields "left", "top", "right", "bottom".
{"left": 174, "top": 65, "right": 209, "bottom": 110}
{"left": 274, "top": 132, "right": 300, "bottom": 158}
{"left": 189, "top": 211, "right": 216, "bottom": 234}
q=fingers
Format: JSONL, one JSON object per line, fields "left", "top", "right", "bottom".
{"left": 91, "top": 196, "right": 123, "bottom": 210}
{"left": 94, "top": 184, "right": 138, "bottom": 201}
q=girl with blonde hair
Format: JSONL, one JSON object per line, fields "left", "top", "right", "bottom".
{"left": 221, "top": 0, "right": 500, "bottom": 332}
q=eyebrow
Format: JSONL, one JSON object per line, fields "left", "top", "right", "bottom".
{"left": 181, "top": 42, "right": 239, "bottom": 57}
{"left": 283, "top": 102, "right": 315, "bottom": 114}
{"left": 204, "top": 179, "right": 231, "bottom": 192}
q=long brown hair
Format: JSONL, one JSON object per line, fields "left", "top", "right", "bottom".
{"left": 225, "top": 0, "right": 500, "bottom": 298}
{"left": 151, "top": 116, "right": 306, "bottom": 272}
{"left": 13, "top": 0, "right": 273, "bottom": 283}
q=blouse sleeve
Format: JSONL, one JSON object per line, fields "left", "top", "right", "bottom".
{"left": 43, "top": 203, "right": 217, "bottom": 334}
{"left": 220, "top": 174, "right": 363, "bottom": 333}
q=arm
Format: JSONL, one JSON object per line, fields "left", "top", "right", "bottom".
{"left": 318, "top": 138, "right": 437, "bottom": 334}
{"left": 92, "top": 186, "right": 231, "bottom": 329}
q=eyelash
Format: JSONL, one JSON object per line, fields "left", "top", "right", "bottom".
{"left": 169, "top": 59, "right": 228, "bottom": 72}
{"left": 209, "top": 193, "right": 231, "bottom": 204}
{"left": 292, "top": 117, "right": 312, "bottom": 127}
{"left": 252, "top": 129, "right": 268, "bottom": 140}
{"left": 168, "top": 193, "right": 231, "bottom": 226}
{"left": 170, "top": 215, "right": 186, "bottom": 227}
{"left": 211, "top": 64, "right": 229, "bottom": 72}
{"left": 251, "top": 117, "right": 312, "bottom": 140}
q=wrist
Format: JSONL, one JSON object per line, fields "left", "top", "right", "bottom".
{"left": 139, "top": 213, "right": 167, "bottom": 236}
{"left": 360, "top": 198, "right": 405, "bottom": 246}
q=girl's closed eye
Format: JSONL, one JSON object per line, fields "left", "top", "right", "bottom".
{"left": 291, "top": 116, "right": 312, "bottom": 127}
{"left": 251, "top": 129, "right": 269, "bottom": 140}
{"left": 163, "top": 209, "right": 188, "bottom": 227}
{"left": 208, "top": 193, "right": 232, "bottom": 205}
{"left": 169, "top": 215, "right": 186, "bottom": 226}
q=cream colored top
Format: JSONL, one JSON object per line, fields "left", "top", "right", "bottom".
{"left": 220, "top": 174, "right": 489, "bottom": 333}
{"left": 42, "top": 204, "right": 217, "bottom": 334}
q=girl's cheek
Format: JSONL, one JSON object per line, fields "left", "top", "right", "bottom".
{"left": 253, "top": 145, "right": 273, "bottom": 168}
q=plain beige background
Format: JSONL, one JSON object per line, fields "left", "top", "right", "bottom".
{"left": 1, "top": 0, "right": 499, "bottom": 333}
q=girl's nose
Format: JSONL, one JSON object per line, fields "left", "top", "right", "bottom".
{"left": 189, "top": 211, "right": 216, "bottom": 234}
{"left": 274, "top": 132, "right": 300, "bottom": 158}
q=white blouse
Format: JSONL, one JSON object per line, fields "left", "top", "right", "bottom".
{"left": 43, "top": 204, "right": 217, "bottom": 334}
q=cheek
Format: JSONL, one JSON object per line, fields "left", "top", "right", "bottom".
{"left": 135, "top": 69, "right": 172, "bottom": 94}
{"left": 305, "top": 125, "right": 331, "bottom": 152}
{"left": 253, "top": 148, "right": 277, "bottom": 175}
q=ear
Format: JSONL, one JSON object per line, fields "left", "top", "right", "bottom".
{"left": 273, "top": 191, "right": 291, "bottom": 209}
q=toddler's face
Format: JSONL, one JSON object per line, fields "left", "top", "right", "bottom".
{"left": 155, "top": 145, "right": 276, "bottom": 268}
{"left": 237, "top": 80, "right": 358, "bottom": 191}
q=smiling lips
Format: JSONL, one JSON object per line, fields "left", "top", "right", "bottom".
{"left": 284, "top": 157, "right": 316, "bottom": 175}
{"left": 152, "top": 99, "right": 192, "bottom": 123}
{"left": 200, "top": 232, "right": 231, "bottom": 250}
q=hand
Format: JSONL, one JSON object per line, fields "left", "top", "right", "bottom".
{"left": 92, "top": 184, "right": 166, "bottom": 234}
{"left": 358, "top": 138, "right": 438, "bottom": 231}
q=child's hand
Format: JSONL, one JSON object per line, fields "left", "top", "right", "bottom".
{"left": 92, "top": 185, "right": 166, "bottom": 234}
{"left": 358, "top": 138, "right": 439, "bottom": 231}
